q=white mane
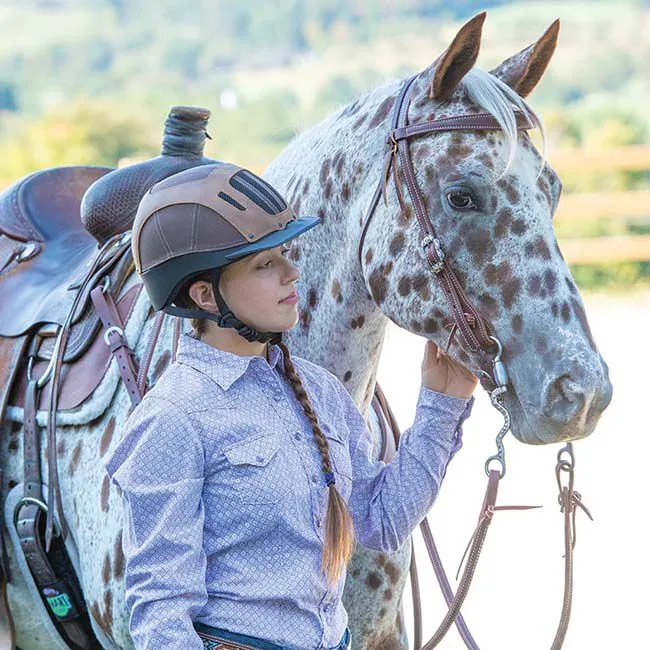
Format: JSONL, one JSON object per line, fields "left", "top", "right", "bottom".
{"left": 462, "top": 67, "right": 546, "bottom": 177}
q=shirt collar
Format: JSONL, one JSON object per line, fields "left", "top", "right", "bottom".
{"left": 176, "top": 330, "right": 284, "bottom": 391}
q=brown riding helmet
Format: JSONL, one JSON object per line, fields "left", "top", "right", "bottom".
{"left": 131, "top": 162, "right": 320, "bottom": 337}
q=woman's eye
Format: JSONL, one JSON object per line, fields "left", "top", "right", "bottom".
{"left": 446, "top": 189, "right": 476, "bottom": 210}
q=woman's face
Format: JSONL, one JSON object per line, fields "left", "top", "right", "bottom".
{"left": 191, "top": 242, "right": 301, "bottom": 332}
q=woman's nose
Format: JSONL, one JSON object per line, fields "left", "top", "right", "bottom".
{"left": 287, "top": 262, "right": 300, "bottom": 283}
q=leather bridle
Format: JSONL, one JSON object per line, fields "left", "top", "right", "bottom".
{"left": 360, "top": 75, "right": 592, "bottom": 649}
{"left": 358, "top": 73, "right": 534, "bottom": 388}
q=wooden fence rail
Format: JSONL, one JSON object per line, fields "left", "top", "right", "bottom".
{"left": 1, "top": 147, "right": 649, "bottom": 264}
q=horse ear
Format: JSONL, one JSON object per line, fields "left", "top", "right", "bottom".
{"left": 489, "top": 20, "right": 560, "bottom": 98}
{"left": 429, "top": 12, "right": 486, "bottom": 101}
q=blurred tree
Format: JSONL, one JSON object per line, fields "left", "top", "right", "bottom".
{"left": 0, "top": 100, "right": 158, "bottom": 181}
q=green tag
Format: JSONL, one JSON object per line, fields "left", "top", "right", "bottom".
{"left": 46, "top": 592, "right": 72, "bottom": 618}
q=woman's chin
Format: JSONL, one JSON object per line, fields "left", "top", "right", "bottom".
{"left": 257, "top": 309, "right": 299, "bottom": 333}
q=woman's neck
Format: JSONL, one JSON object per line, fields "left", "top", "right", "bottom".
{"left": 199, "top": 322, "right": 268, "bottom": 359}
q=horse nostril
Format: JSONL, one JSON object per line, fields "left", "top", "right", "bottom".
{"left": 542, "top": 374, "right": 586, "bottom": 423}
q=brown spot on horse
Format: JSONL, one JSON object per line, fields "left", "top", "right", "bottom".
{"left": 300, "top": 310, "right": 312, "bottom": 330}
{"left": 501, "top": 277, "right": 521, "bottom": 309}
{"left": 324, "top": 179, "right": 333, "bottom": 200}
{"left": 369, "top": 97, "right": 396, "bottom": 128}
{"left": 494, "top": 208, "right": 514, "bottom": 239}
{"left": 531, "top": 235, "right": 552, "bottom": 260}
{"left": 101, "top": 474, "right": 110, "bottom": 513}
{"left": 511, "top": 218, "right": 527, "bottom": 235}
{"left": 389, "top": 231, "right": 406, "bottom": 257}
{"left": 485, "top": 261, "right": 512, "bottom": 287}
{"left": 383, "top": 559, "right": 401, "bottom": 585}
{"left": 68, "top": 442, "right": 82, "bottom": 477}
{"left": 397, "top": 276, "right": 411, "bottom": 296}
{"left": 102, "top": 553, "right": 111, "bottom": 586}
{"left": 99, "top": 416, "right": 116, "bottom": 457}
{"left": 319, "top": 159, "right": 331, "bottom": 188}
{"left": 365, "top": 571, "right": 383, "bottom": 590}
{"left": 369, "top": 268, "right": 388, "bottom": 304}
{"left": 411, "top": 273, "right": 431, "bottom": 300}
{"left": 331, "top": 279, "right": 343, "bottom": 304}
{"left": 113, "top": 534, "right": 125, "bottom": 579}
{"left": 477, "top": 152, "right": 495, "bottom": 169}
{"left": 423, "top": 318, "right": 438, "bottom": 333}
{"left": 527, "top": 274, "right": 542, "bottom": 297}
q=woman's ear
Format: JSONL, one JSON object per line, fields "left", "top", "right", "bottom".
{"left": 188, "top": 279, "right": 218, "bottom": 313}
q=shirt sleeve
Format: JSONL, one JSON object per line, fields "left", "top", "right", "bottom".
{"left": 333, "top": 379, "right": 475, "bottom": 554}
{"left": 104, "top": 395, "right": 207, "bottom": 650}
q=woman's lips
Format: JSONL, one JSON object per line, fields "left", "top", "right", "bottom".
{"left": 279, "top": 291, "right": 299, "bottom": 304}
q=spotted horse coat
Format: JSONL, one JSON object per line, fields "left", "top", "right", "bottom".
{"left": 0, "top": 11, "right": 612, "bottom": 650}
{"left": 264, "top": 12, "right": 612, "bottom": 650}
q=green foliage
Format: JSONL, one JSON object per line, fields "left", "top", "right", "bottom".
{"left": 0, "top": 100, "right": 158, "bottom": 182}
{"left": 0, "top": 0, "right": 648, "bottom": 293}
{"left": 570, "top": 261, "right": 650, "bottom": 292}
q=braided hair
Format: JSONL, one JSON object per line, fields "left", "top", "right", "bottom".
{"left": 176, "top": 279, "right": 356, "bottom": 586}
{"left": 276, "top": 340, "right": 356, "bottom": 587}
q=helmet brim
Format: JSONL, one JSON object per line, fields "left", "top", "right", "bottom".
{"left": 224, "top": 215, "right": 321, "bottom": 261}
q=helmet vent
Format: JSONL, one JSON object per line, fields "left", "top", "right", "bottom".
{"left": 218, "top": 191, "right": 245, "bottom": 211}
{"left": 229, "top": 169, "right": 287, "bottom": 215}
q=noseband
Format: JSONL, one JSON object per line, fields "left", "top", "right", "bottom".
{"left": 358, "top": 74, "right": 534, "bottom": 386}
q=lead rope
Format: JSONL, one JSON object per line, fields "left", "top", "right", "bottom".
{"left": 551, "top": 443, "right": 593, "bottom": 650}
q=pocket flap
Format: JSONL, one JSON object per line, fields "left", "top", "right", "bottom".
{"left": 223, "top": 434, "right": 281, "bottom": 467}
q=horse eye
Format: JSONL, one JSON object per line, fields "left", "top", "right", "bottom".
{"left": 446, "top": 189, "right": 475, "bottom": 210}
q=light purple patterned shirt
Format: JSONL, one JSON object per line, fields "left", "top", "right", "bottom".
{"left": 104, "top": 330, "right": 475, "bottom": 650}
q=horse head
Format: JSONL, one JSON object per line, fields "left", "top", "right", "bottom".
{"left": 269, "top": 12, "right": 613, "bottom": 446}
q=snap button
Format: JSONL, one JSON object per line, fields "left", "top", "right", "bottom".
{"left": 294, "top": 432, "right": 301, "bottom": 440}
{"left": 256, "top": 455, "right": 265, "bottom": 463}
{"left": 311, "top": 474, "right": 318, "bottom": 484}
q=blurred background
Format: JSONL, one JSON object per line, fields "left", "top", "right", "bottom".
{"left": 1, "top": 0, "right": 649, "bottom": 290}
{"left": 0, "top": 0, "right": 647, "bottom": 648}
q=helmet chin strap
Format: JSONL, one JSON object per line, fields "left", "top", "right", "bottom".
{"left": 209, "top": 267, "right": 283, "bottom": 345}
{"left": 164, "top": 268, "right": 284, "bottom": 345}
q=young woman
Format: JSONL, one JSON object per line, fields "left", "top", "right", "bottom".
{"left": 105, "top": 162, "right": 478, "bottom": 650}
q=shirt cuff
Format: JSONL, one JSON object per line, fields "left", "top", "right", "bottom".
{"left": 417, "top": 384, "right": 475, "bottom": 419}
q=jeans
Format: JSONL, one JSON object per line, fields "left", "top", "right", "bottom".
{"left": 194, "top": 622, "right": 351, "bottom": 650}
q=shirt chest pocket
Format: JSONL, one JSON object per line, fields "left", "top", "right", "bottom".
{"left": 221, "top": 433, "right": 290, "bottom": 505}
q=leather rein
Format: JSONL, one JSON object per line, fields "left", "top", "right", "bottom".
{"left": 359, "top": 74, "right": 593, "bottom": 649}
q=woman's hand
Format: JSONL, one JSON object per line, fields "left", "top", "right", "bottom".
{"left": 421, "top": 340, "right": 478, "bottom": 400}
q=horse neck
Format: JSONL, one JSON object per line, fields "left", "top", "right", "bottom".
{"left": 271, "top": 82, "right": 404, "bottom": 413}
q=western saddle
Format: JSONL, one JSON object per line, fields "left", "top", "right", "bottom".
{"left": 0, "top": 106, "right": 217, "bottom": 650}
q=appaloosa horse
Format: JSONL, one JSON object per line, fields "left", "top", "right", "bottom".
{"left": 0, "top": 12, "right": 612, "bottom": 650}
